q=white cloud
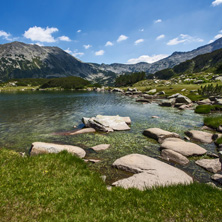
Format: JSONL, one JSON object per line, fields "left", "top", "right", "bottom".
{"left": 105, "top": 41, "right": 113, "bottom": 46}
{"left": 117, "top": 34, "right": 128, "bottom": 42}
{"left": 156, "top": 34, "right": 165, "bottom": 40}
{"left": 83, "top": 44, "right": 92, "bottom": 49}
{"left": 95, "top": 50, "right": 105, "bottom": 56}
{"left": 0, "top": 30, "right": 14, "bottom": 41}
{"left": 24, "top": 26, "right": 58, "bottom": 42}
{"left": 65, "top": 48, "right": 72, "bottom": 54}
{"left": 208, "top": 31, "right": 222, "bottom": 43}
{"left": 127, "top": 54, "right": 168, "bottom": 64}
{"left": 73, "top": 52, "right": 84, "bottom": 57}
{"left": 77, "top": 30, "right": 82, "bottom": 33}
{"left": 167, "top": 34, "right": 204, "bottom": 46}
{"left": 134, "top": 39, "right": 144, "bottom": 45}
{"left": 58, "top": 35, "right": 71, "bottom": 42}
{"left": 65, "top": 48, "right": 84, "bottom": 57}
{"left": 154, "top": 19, "right": 162, "bottom": 24}
{"left": 212, "top": 0, "right": 222, "bottom": 6}
{"left": 139, "top": 28, "right": 144, "bottom": 32}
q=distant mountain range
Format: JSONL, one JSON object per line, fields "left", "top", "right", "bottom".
{"left": 0, "top": 38, "right": 222, "bottom": 84}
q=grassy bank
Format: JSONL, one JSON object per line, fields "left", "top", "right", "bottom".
{"left": 195, "top": 104, "right": 222, "bottom": 114}
{"left": 204, "top": 115, "right": 222, "bottom": 129}
{"left": 0, "top": 149, "right": 221, "bottom": 222}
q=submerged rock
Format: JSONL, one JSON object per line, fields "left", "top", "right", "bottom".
{"left": 91, "top": 144, "right": 110, "bottom": 151}
{"left": 30, "top": 142, "right": 86, "bottom": 158}
{"left": 112, "top": 154, "right": 193, "bottom": 190}
{"left": 184, "top": 130, "right": 213, "bottom": 144}
{"left": 143, "top": 128, "right": 180, "bottom": 143}
{"left": 82, "top": 115, "right": 131, "bottom": 132}
{"left": 195, "top": 159, "right": 221, "bottom": 173}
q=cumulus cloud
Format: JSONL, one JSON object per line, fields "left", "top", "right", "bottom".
{"left": 117, "top": 35, "right": 128, "bottom": 42}
{"left": 58, "top": 35, "right": 71, "bottom": 42}
{"left": 105, "top": 41, "right": 113, "bottom": 46}
{"left": 167, "top": 34, "right": 204, "bottom": 46}
{"left": 0, "top": 30, "right": 14, "bottom": 41}
{"left": 134, "top": 39, "right": 144, "bottom": 45}
{"left": 95, "top": 50, "right": 105, "bottom": 56}
{"left": 154, "top": 19, "right": 162, "bottom": 24}
{"left": 24, "top": 26, "right": 58, "bottom": 42}
{"left": 212, "top": 0, "right": 222, "bottom": 6}
{"left": 83, "top": 44, "right": 92, "bottom": 49}
{"left": 209, "top": 31, "right": 222, "bottom": 43}
{"left": 156, "top": 34, "right": 165, "bottom": 40}
{"left": 65, "top": 48, "right": 84, "bottom": 57}
{"left": 77, "top": 29, "right": 82, "bottom": 33}
{"left": 127, "top": 54, "right": 168, "bottom": 64}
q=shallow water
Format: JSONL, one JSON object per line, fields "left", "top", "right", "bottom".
{"left": 0, "top": 91, "right": 218, "bottom": 184}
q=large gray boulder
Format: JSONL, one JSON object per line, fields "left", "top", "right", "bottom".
{"left": 195, "top": 159, "right": 221, "bottom": 173}
{"left": 161, "top": 149, "right": 189, "bottom": 166}
{"left": 160, "top": 140, "right": 207, "bottom": 156}
{"left": 197, "top": 99, "right": 212, "bottom": 105}
{"left": 185, "top": 130, "right": 213, "bottom": 144}
{"left": 82, "top": 115, "right": 131, "bottom": 132}
{"left": 143, "top": 128, "right": 180, "bottom": 143}
{"left": 175, "top": 95, "right": 192, "bottom": 104}
{"left": 112, "top": 154, "right": 193, "bottom": 190}
{"left": 30, "top": 142, "right": 86, "bottom": 158}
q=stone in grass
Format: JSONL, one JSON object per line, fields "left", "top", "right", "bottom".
{"left": 184, "top": 130, "right": 213, "bottom": 144}
{"left": 161, "top": 149, "right": 189, "bottom": 166}
{"left": 91, "top": 144, "right": 110, "bottom": 151}
{"left": 30, "top": 142, "right": 86, "bottom": 158}
{"left": 143, "top": 128, "right": 180, "bottom": 143}
{"left": 195, "top": 159, "right": 221, "bottom": 173}
{"left": 112, "top": 154, "right": 193, "bottom": 190}
{"left": 160, "top": 140, "right": 207, "bottom": 157}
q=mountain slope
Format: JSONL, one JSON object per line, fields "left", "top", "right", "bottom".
{"left": 154, "top": 48, "right": 222, "bottom": 79}
{"left": 96, "top": 37, "right": 222, "bottom": 74}
{"left": 0, "top": 38, "right": 222, "bottom": 84}
{"left": 0, "top": 41, "right": 109, "bottom": 81}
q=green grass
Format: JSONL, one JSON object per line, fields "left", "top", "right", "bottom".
{"left": 0, "top": 149, "right": 222, "bottom": 222}
{"left": 195, "top": 104, "right": 222, "bottom": 114}
{"left": 204, "top": 115, "right": 222, "bottom": 129}
{"left": 216, "top": 137, "right": 222, "bottom": 145}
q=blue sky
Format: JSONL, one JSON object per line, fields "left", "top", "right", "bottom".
{"left": 0, "top": 0, "right": 222, "bottom": 64}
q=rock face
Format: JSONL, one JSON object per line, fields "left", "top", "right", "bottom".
{"left": 91, "top": 144, "right": 110, "bottom": 151}
{"left": 30, "top": 142, "right": 86, "bottom": 158}
{"left": 82, "top": 115, "right": 131, "bottom": 132}
{"left": 161, "top": 149, "right": 189, "bottom": 166}
{"left": 112, "top": 154, "right": 193, "bottom": 190}
{"left": 160, "top": 140, "right": 206, "bottom": 156}
{"left": 184, "top": 130, "right": 213, "bottom": 144}
{"left": 143, "top": 128, "right": 180, "bottom": 143}
{"left": 195, "top": 159, "right": 221, "bottom": 173}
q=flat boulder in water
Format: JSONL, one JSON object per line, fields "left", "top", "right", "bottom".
{"left": 195, "top": 158, "right": 221, "bottom": 173}
{"left": 185, "top": 130, "right": 213, "bottom": 144}
{"left": 30, "top": 142, "right": 86, "bottom": 158}
{"left": 143, "top": 128, "right": 180, "bottom": 142}
{"left": 82, "top": 115, "right": 131, "bottom": 132}
{"left": 160, "top": 140, "right": 206, "bottom": 157}
{"left": 112, "top": 154, "right": 193, "bottom": 190}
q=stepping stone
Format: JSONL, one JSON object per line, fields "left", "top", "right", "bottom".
{"left": 185, "top": 130, "right": 213, "bottom": 144}
{"left": 30, "top": 142, "right": 86, "bottom": 158}
{"left": 195, "top": 158, "right": 221, "bottom": 173}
